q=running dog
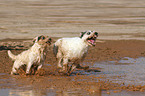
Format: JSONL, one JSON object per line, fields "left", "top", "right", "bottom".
{"left": 53, "top": 30, "right": 99, "bottom": 75}
{"left": 8, "top": 35, "right": 52, "bottom": 75}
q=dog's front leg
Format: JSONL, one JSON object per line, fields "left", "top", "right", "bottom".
{"left": 11, "top": 60, "right": 24, "bottom": 75}
{"left": 68, "top": 64, "right": 77, "bottom": 75}
{"left": 57, "top": 58, "right": 63, "bottom": 69}
{"left": 58, "top": 57, "right": 68, "bottom": 74}
{"left": 26, "top": 62, "right": 33, "bottom": 75}
{"left": 62, "top": 58, "right": 69, "bottom": 73}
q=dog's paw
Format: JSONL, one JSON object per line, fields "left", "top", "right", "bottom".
{"left": 57, "top": 66, "right": 63, "bottom": 69}
{"left": 57, "top": 69, "right": 64, "bottom": 73}
{"left": 83, "top": 66, "right": 89, "bottom": 70}
{"left": 11, "top": 72, "right": 19, "bottom": 75}
{"left": 35, "top": 69, "right": 46, "bottom": 76}
{"left": 25, "top": 73, "right": 30, "bottom": 75}
{"left": 57, "top": 72, "right": 70, "bottom": 76}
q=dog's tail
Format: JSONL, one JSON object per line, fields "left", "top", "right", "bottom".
{"left": 8, "top": 50, "right": 17, "bottom": 61}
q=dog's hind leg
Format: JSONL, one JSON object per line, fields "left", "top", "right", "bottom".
{"left": 58, "top": 58, "right": 68, "bottom": 74}
{"left": 11, "top": 61, "right": 23, "bottom": 75}
{"left": 56, "top": 49, "right": 63, "bottom": 69}
{"left": 62, "top": 58, "right": 69, "bottom": 73}
{"left": 57, "top": 58, "right": 63, "bottom": 69}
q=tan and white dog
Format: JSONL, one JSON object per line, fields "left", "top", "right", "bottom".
{"left": 8, "top": 35, "right": 52, "bottom": 75}
{"left": 53, "top": 30, "right": 99, "bottom": 75}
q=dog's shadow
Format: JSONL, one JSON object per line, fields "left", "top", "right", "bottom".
{"left": 70, "top": 68, "right": 101, "bottom": 76}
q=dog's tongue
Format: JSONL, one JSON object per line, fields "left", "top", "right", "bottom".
{"left": 89, "top": 40, "right": 95, "bottom": 44}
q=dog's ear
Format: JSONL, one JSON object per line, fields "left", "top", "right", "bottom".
{"left": 80, "top": 32, "right": 86, "bottom": 38}
{"left": 33, "top": 37, "right": 37, "bottom": 43}
{"left": 33, "top": 35, "right": 42, "bottom": 43}
{"left": 38, "top": 35, "right": 42, "bottom": 41}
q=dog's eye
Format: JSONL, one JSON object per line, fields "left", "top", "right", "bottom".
{"left": 42, "top": 37, "right": 45, "bottom": 40}
{"left": 87, "top": 32, "right": 91, "bottom": 35}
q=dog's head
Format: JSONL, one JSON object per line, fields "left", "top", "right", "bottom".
{"left": 33, "top": 35, "right": 52, "bottom": 46}
{"left": 80, "top": 30, "right": 98, "bottom": 46}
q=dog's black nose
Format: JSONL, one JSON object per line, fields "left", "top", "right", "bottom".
{"left": 95, "top": 32, "right": 98, "bottom": 36}
{"left": 49, "top": 38, "right": 52, "bottom": 41}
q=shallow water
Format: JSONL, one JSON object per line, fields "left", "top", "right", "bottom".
{"left": 0, "top": 88, "right": 94, "bottom": 96}
{"left": 94, "top": 57, "right": 145, "bottom": 85}
{"left": 1, "top": 57, "right": 145, "bottom": 96}
{"left": 1, "top": 88, "right": 145, "bottom": 96}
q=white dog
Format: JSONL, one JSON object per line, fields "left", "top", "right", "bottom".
{"left": 53, "top": 30, "right": 99, "bottom": 75}
{"left": 8, "top": 35, "right": 52, "bottom": 75}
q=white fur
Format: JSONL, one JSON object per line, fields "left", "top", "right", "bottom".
{"left": 8, "top": 36, "right": 50, "bottom": 75}
{"left": 54, "top": 31, "right": 98, "bottom": 74}
{"left": 56, "top": 37, "right": 88, "bottom": 60}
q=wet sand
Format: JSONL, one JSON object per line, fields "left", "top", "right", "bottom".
{"left": 0, "top": 39, "right": 145, "bottom": 95}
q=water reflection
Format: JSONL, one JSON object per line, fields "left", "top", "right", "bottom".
{"left": 94, "top": 57, "right": 145, "bottom": 85}
{"left": 9, "top": 89, "right": 48, "bottom": 96}
{"left": 7, "top": 88, "right": 100, "bottom": 96}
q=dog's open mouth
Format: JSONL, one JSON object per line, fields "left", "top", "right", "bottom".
{"left": 87, "top": 35, "right": 97, "bottom": 46}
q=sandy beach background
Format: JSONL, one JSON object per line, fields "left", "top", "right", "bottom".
{"left": 0, "top": 0, "right": 145, "bottom": 40}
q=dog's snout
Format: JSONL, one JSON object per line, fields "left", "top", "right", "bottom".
{"left": 49, "top": 38, "right": 52, "bottom": 41}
